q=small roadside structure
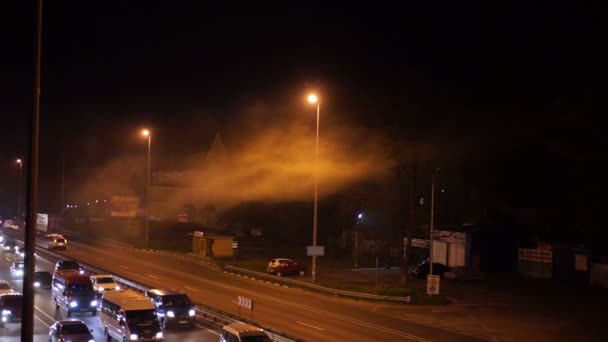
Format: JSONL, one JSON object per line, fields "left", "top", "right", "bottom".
{"left": 192, "top": 230, "right": 234, "bottom": 257}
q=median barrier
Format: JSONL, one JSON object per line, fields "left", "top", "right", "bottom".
{"left": 225, "top": 265, "right": 412, "bottom": 303}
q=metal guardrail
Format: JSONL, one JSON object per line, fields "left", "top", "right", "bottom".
{"left": 225, "top": 265, "right": 412, "bottom": 303}
{"left": 60, "top": 228, "right": 134, "bottom": 249}
{"left": 26, "top": 241, "right": 300, "bottom": 342}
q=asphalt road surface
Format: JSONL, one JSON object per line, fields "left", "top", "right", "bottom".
{"left": 26, "top": 235, "right": 483, "bottom": 342}
{"left": 0, "top": 248, "right": 221, "bottom": 342}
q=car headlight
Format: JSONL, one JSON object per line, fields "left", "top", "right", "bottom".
{"left": 130, "top": 334, "right": 138, "bottom": 340}
{"left": 1, "top": 316, "right": 6, "bottom": 322}
{"left": 2, "top": 309, "right": 11, "bottom": 315}
{"left": 15, "top": 270, "right": 23, "bottom": 276}
{"left": 79, "top": 269, "right": 85, "bottom": 274}
{"left": 88, "top": 339, "right": 95, "bottom": 342}
{"left": 98, "top": 286, "right": 105, "bottom": 292}
{"left": 3, "top": 246, "right": 9, "bottom": 250}
{"left": 69, "top": 301, "right": 78, "bottom": 308}
{"left": 167, "top": 310, "right": 175, "bottom": 318}
{"left": 90, "top": 300, "right": 98, "bottom": 307}
{"left": 34, "top": 281, "right": 40, "bottom": 287}
{"left": 155, "top": 332, "right": 163, "bottom": 339}
{"left": 115, "top": 285, "right": 121, "bottom": 290}
{"left": 188, "top": 309, "right": 195, "bottom": 317}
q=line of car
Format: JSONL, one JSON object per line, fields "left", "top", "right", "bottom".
{"left": 0, "top": 234, "right": 272, "bottom": 341}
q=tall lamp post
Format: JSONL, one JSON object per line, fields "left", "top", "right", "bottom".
{"left": 16, "top": 159, "right": 23, "bottom": 220}
{"left": 142, "top": 129, "right": 151, "bottom": 249}
{"left": 307, "top": 93, "right": 320, "bottom": 283}
{"left": 429, "top": 167, "right": 440, "bottom": 276}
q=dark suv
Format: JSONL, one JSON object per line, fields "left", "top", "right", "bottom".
{"left": 145, "top": 289, "right": 196, "bottom": 328}
{"left": 55, "top": 260, "right": 84, "bottom": 274}
{"left": 0, "top": 293, "right": 23, "bottom": 328}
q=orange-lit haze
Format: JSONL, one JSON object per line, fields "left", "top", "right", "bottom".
{"left": 76, "top": 105, "right": 396, "bottom": 213}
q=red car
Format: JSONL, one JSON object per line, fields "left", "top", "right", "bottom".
{"left": 267, "top": 259, "right": 307, "bottom": 277}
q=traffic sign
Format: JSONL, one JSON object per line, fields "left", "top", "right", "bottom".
{"left": 307, "top": 246, "right": 325, "bottom": 256}
{"left": 427, "top": 275, "right": 440, "bottom": 295}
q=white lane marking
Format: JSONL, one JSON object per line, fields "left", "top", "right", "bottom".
{"left": 65, "top": 243, "right": 430, "bottom": 342}
{"left": 185, "top": 286, "right": 200, "bottom": 292}
{"left": 206, "top": 328, "right": 221, "bottom": 336}
{"left": 120, "top": 265, "right": 129, "bottom": 270}
{"left": 34, "top": 313, "right": 50, "bottom": 327}
{"left": 297, "top": 321, "right": 325, "bottom": 331}
{"left": 34, "top": 305, "right": 55, "bottom": 326}
{"left": 147, "top": 274, "right": 160, "bottom": 280}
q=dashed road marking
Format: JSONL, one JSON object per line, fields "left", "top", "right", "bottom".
{"left": 297, "top": 321, "right": 325, "bottom": 331}
{"left": 147, "top": 274, "right": 160, "bottom": 280}
{"left": 185, "top": 286, "right": 200, "bottom": 292}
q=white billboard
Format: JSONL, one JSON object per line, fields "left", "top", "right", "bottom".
{"left": 110, "top": 196, "right": 140, "bottom": 217}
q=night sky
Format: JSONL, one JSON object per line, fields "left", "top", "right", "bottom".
{"left": 0, "top": 2, "right": 605, "bottom": 238}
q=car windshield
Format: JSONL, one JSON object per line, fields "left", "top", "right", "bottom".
{"left": 0, "top": 283, "right": 10, "bottom": 290}
{"left": 61, "top": 323, "right": 90, "bottom": 335}
{"left": 3, "top": 296, "right": 22, "bottom": 307}
{"left": 162, "top": 295, "right": 191, "bottom": 307}
{"left": 241, "top": 336, "right": 272, "bottom": 342}
{"left": 68, "top": 284, "right": 94, "bottom": 294}
{"left": 96, "top": 277, "right": 115, "bottom": 284}
{"left": 125, "top": 309, "right": 156, "bottom": 325}
{"left": 59, "top": 261, "right": 79, "bottom": 269}
{"left": 55, "top": 239, "right": 66, "bottom": 243}
{"left": 36, "top": 272, "right": 52, "bottom": 281}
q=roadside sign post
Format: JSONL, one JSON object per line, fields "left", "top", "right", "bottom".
{"left": 236, "top": 295, "right": 254, "bottom": 321}
{"left": 427, "top": 275, "right": 440, "bottom": 295}
{"left": 232, "top": 241, "right": 238, "bottom": 266}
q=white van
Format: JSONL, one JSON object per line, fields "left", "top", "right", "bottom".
{"left": 100, "top": 289, "right": 163, "bottom": 341}
{"left": 220, "top": 323, "right": 271, "bottom": 342}
{"left": 51, "top": 270, "right": 97, "bottom": 316}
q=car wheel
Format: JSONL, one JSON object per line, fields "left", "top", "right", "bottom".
{"left": 299, "top": 270, "right": 305, "bottom": 276}
{"left": 276, "top": 272, "right": 282, "bottom": 277}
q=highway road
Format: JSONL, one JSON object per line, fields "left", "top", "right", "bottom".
{"left": 0, "top": 247, "right": 220, "bottom": 341}
{"left": 32, "top": 234, "right": 483, "bottom": 342}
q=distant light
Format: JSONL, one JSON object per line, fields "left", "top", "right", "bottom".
{"left": 142, "top": 129, "right": 150, "bottom": 137}
{"left": 87, "top": 202, "right": 90, "bottom": 205}
{"left": 16, "top": 159, "right": 22, "bottom": 164}
{"left": 357, "top": 213, "right": 363, "bottom": 219}
{"left": 74, "top": 205, "right": 78, "bottom": 208}
{"left": 307, "top": 94, "right": 318, "bottom": 104}
{"left": 95, "top": 200, "right": 99, "bottom": 203}
{"left": 441, "top": 189, "right": 445, "bottom": 193}
{"left": 103, "top": 200, "right": 107, "bottom": 202}
{"left": 66, "top": 205, "right": 69, "bottom": 208}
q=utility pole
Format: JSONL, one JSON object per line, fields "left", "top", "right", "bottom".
{"left": 60, "top": 156, "right": 65, "bottom": 214}
{"left": 429, "top": 168, "right": 440, "bottom": 276}
{"left": 405, "top": 164, "right": 416, "bottom": 287}
{"left": 22, "top": 0, "right": 43, "bottom": 340}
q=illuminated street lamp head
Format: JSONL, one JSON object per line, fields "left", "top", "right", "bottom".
{"left": 307, "top": 94, "right": 318, "bottom": 104}
{"left": 142, "top": 129, "right": 150, "bottom": 137}
{"left": 16, "top": 159, "right": 22, "bottom": 164}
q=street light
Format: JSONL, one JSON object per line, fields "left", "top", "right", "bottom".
{"left": 141, "top": 129, "right": 151, "bottom": 249}
{"left": 429, "top": 168, "right": 440, "bottom": 277}
{"left": 16, "top": 159, "right": 23, "bottom": 219}
{"left": 307, "top": 93, "right": 320, "bottom": 283}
